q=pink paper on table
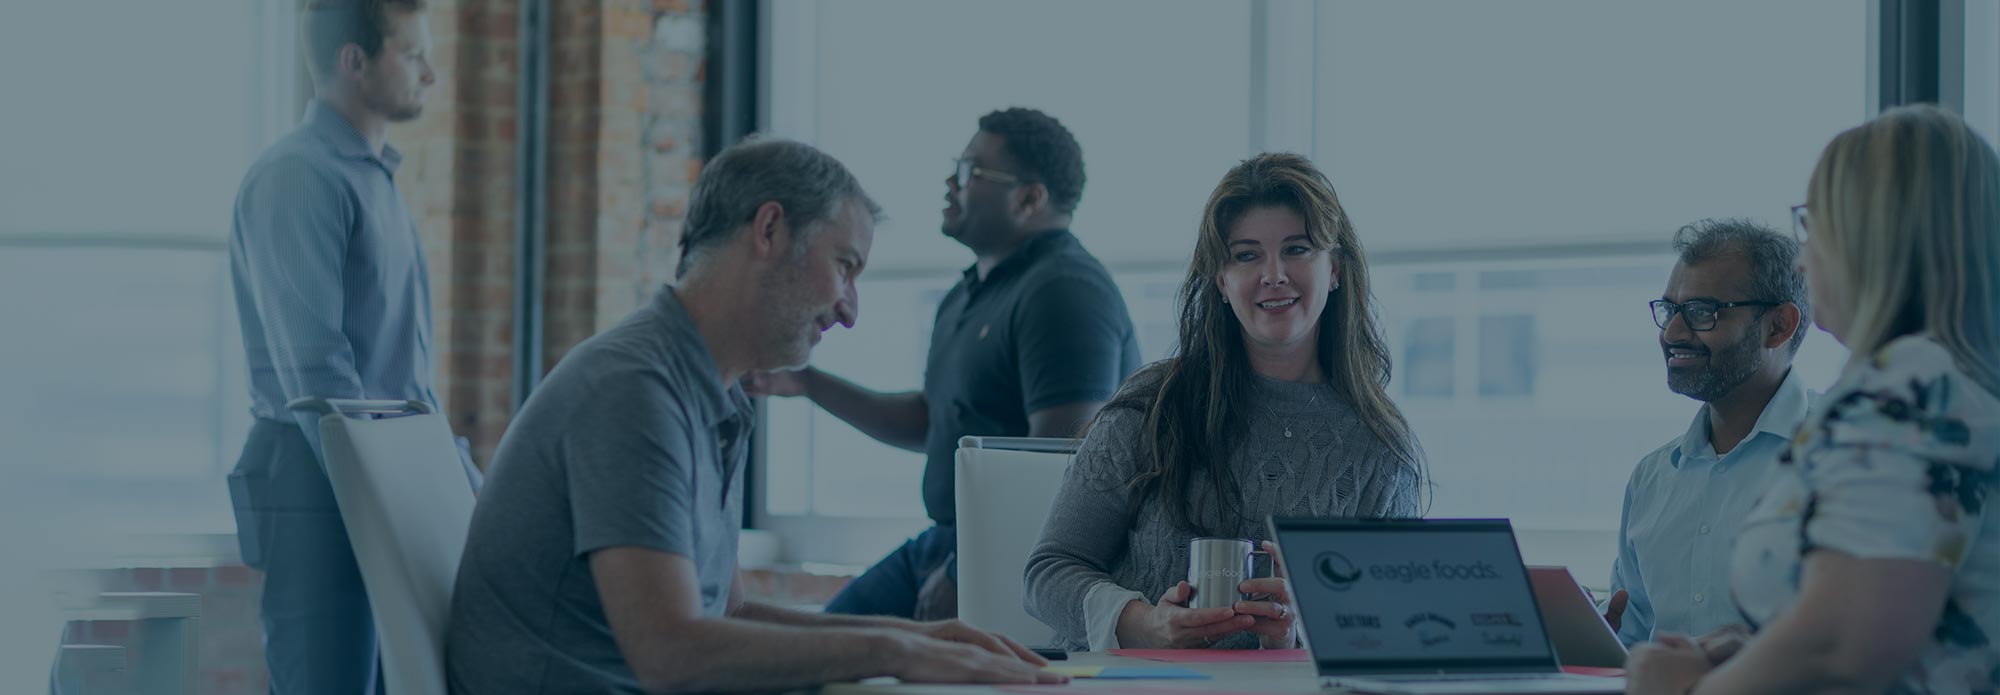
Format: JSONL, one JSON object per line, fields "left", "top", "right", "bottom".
{"left": 1109, "top": 648, "right": 1310, "bottom": 663}
{"left": 1000, "top": 687, "right": 1269, "bottom": 695}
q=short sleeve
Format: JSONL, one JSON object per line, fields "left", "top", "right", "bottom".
{"left": 562, "top": 372, "right": 702, "bottom": 559}
{"left": 1014, "top": 272, "right": 1134, "bottom": 413}
{"left": 1801, "top": 339, "right": 2000, "bottom": 569}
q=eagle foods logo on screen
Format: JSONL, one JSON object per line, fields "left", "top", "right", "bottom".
{"left": 1314, "top": 551, "right": 1363, "bottom": 591}
{"left": 1312, "top": 551, "right": 1504, "bottom": 592}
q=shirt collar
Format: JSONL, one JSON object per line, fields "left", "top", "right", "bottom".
{"left": 960, "top": 229, "right": 1075, "bottom": 286}
{"left": 303, "top": 99, "right": 404, "bottom": 173}
{"left": 647, "top": 286, "right": 752, "bottom": 428}
{"left": 1673, "top": 367, "right": 1813, "bottom": 467}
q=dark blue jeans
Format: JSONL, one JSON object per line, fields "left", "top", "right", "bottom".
{"left": 824, "top": 524, "right": 957, "bottom": 617}
{"left": 228, "top": 419, "right": 382, "bottom": 695}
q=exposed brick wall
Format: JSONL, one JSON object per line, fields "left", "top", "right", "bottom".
{"left": 398, "top": 0, "right": 461, "bottom": 407}
{"left": 395, "top": 0, "right": 705, "bottom": 461}
{"left": 642, "top": 1, "right": 705, "bottom": 300}
{"left": 85, "top": 3, "right": 712, "bottom": 691}
{"left": 444, "top": 0, "right": 524, "bottom": 465}
{"left": 394, "top": 0, "right": 523, "bottom": 467}
{"left": 594, "top": 0, "right": 655, "bottom": 332}
{"left": 542, "top": 0, "right": 684, "bottom": 368}
{"left": 69, "top": 566, "right": 266, "bottom": 695}
{"left": 61, "top": 562, "right": 835, "bottom": 695}
{"left": 542, "top": 2, "right": 608, "bottom": 367}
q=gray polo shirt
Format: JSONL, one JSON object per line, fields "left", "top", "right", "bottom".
{"left": 446, "top": 287, "right": 752, "bottom": 695}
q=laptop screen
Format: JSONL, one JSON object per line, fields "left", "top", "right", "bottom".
{"left": 1270, "top": 518, "right": 1559, "bottom": 674}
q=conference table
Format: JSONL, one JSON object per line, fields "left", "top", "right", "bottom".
{"left": 821, "top": 650, "right": 1321, "bottom": 695}
{"left": 818, "top": 648, "right": 1627, "bottom": 695}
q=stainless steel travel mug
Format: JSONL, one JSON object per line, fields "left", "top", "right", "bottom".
{"left": 1187, "top": 537, "right": 1271, "bottom": 610}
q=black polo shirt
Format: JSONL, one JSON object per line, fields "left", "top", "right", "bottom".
{"left": 921, "top": 229, "right": 1141, "bottom": 525}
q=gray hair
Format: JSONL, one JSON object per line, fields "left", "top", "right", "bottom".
{"left": 676, "top": 135, "right": 881, "bottom": 278}
{"left": 1672, "top": 218, "right": 1812, "bottom": 353}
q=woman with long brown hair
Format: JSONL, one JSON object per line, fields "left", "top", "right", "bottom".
{"left": 1023, "top": 153, "right": 1424, "bottom": 651}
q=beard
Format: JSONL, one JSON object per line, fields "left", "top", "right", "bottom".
{"left": 755, "top": 258, "right": 823, "bottom": 370}
{"left": 364, "top": 82, "right": 425, "bottom": 122}
{"left": 942, "top": 209, "right": 1003, "bottom": 247}
{"left": 1666, "top": 325, "right": 1764, "bottom": 402}
{"left": 941, "top": 210, "right": 979, "bottom": 241}
{"left": 385, "top": 100, "right": 424, "bottom": 122}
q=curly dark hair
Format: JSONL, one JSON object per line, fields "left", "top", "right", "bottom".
{"left": 977, "top": 108, "right": 1086, "bottom": 214}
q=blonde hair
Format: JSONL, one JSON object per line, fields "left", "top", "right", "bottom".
{"left": 1807, "top": 104, "right": 2000, "bottom": 394}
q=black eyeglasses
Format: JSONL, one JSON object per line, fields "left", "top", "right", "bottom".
{"left": 953, "top": 158, "right": 1024, "bottom": 187}
{"left": 1650, "top": 299, "right": 1781, "bottom": 331}
{"left": 1790, "top": 204, "right": 1809, "bottom": 244}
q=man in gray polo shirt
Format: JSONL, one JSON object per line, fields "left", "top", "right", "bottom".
{"left": 445, "top": 137, "right": 1060, "bottom": 694}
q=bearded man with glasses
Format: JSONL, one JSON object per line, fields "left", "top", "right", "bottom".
{"left": 1603, "top": 218, "right": 1819, "bottom": 650}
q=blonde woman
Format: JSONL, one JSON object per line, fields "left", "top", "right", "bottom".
{"left": 1023, "top": 153, "right": 1424, "bottom": 651}
{"left": 1627, "top": 105, "right": 2000, "bottom": 694}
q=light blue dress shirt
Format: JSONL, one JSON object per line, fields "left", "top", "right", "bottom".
{"left": 225, "top": 99, "right": 458, "bottom": 695}
{"left": 229, "top": 99, "right": 437, "bottom": 450}
{"left": 1609, "top": 367, "right": 1816, "bottom": 646}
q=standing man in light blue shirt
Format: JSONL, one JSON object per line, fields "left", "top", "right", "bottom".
{"left": 1606, "top": 219, "right": 1815, "bottom": 647}
{"left": 226, "top": 1, "right": 439, "bottom": 692}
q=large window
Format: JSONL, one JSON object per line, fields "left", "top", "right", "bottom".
{"left": 760, "top": 0, "right": 1255, "bottom": 562}
{"left": 1373, "top": 254, "right": 1848, "bottom": 529}
{"left": 760, "top": 1, "right": 1873, "bottom": 581}
{"left": 0, "top": 0, "right": 296, "bottom": 536}
{"left": 1968, "top": 0, "right": 2000, "bottom": 146}
{"left": 1312, "top": 1, "right": 1869, "bottom": 537}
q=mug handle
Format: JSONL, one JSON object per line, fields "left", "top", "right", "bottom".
{"left": 1245, "top": 549, "right": 1276, "bottom": 600}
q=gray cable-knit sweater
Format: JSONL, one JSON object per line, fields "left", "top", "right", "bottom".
{"left": 1023, "top": 370, "right": 1422, "bottom": 651}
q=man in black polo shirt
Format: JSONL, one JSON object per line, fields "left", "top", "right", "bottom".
{"left": 749, "top": 108, "right": 1140, "bottom": 619}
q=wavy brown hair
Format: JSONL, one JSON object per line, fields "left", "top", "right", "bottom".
{"left": 1101, "top": 153, "right": 1423, "bottom": 535}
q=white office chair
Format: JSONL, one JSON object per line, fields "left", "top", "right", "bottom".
{"left": 290, "top": 398, "right": 476, "bottom": 695}
{"left": 953, "top": 436, "right": 1078, "bottom": 647}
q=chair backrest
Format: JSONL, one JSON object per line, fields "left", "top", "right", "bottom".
{"left": 953, "top": 436, "right": 1077, "bottom": 647}
{"left": 304, "top": 399, "right": 475, "bottom": 695}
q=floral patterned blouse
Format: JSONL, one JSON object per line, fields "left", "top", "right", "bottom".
{"left": 1732, "top": 335, "right": 2000, "bottom": 694}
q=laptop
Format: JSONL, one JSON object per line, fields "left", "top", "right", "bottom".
{"left": 1527, "top": 567, "right": 1627, "bottom": 669}
{"left": 1266, "top": 518, "right": 1624, "bottom": 694}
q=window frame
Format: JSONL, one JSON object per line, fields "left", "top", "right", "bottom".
{"left": 752, "top": 0, "right": 1892, "bottom": 571}
{"left": 0, "top": 0, "right": 303, "bottom": 542}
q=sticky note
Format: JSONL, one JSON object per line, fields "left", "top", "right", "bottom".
{"left": 1096, "top": 666, "right": 1211, "bottom": 680}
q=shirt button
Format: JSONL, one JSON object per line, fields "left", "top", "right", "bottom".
{"left": 1694, "top": 593, "right": 1706, "bottom": 604}
{"left": 1699, "top": 525, "right": 1710, "bottom": 535}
